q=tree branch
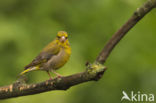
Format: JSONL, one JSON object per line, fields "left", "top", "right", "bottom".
{"left": 0, "top": 62, "right": 106, "bottom": 99}
{"left": 96, "top": 0, "right": 156, "bottom": 64}
{"left": 0, "top": 0, "right": 156, "bottom": 99}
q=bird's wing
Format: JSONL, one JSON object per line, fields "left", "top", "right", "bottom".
{"left": 24, "top": 41, "right": 60, "bottom": 70}
{"left": 24, "top": 52, "right": 53, "bottom": 69}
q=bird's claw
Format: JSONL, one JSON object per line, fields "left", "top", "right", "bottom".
{"left": 56, "top": 74, "right": 62, "bottom": 78}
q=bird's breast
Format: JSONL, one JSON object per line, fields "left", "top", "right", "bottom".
{"left": 46, "top": 47, "right": 71, "bottom": 70}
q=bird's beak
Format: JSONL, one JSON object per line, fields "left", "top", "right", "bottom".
{"left": 60, "top": 36, "right": 66, "bottom": 43}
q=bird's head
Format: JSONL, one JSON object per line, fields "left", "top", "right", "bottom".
{"left": 57, "top": 31, "right": 68, "bottom": 43}
{"left": 56, "top": 31, "right": 70, "bottom": 48}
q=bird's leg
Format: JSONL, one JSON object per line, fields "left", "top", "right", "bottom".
{"left": 47, "top": 71, "right": 52, "bottom": 80}
{"left": 51, "top": 70, "right": 62, "bottom": 78}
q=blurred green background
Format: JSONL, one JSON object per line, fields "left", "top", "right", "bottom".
{"left": 0, "top": 0, "right": 156, "bottom": 103}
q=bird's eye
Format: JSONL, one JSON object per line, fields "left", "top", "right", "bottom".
{"left": 57, "top": 36, "right": 61, "bottom": 38}
{"left": 65, "top": 37, "right": 68, "bottom": 39}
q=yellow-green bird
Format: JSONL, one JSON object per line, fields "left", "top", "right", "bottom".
{"left": 20, "top": 31, "right": 71, "bottom": 79}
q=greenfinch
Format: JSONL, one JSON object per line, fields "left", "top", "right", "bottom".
{"left": 20, "top": 31, "right": 71, "bottom": 79}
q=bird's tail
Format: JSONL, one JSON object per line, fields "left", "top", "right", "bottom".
{"left": 20, "top": 66, "right": 40, "bottom": 75}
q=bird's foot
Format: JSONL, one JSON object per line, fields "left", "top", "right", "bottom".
{"left": 46, "top": 71, "right": 53, "bottom": 80}
{"left": 56, "top": 74, "right": 62, "bottom": 78}
{"left": 49, "top": 77, "right": 53, "bottom": 80}
{"left": 52, "top": 70, "right": 63, "bottom": 78}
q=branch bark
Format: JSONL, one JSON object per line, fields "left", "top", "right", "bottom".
{"left": 0, "top": 62, "right": 106, "bottom": 99}
{"left": 0, "top": 0, "right": 156, "bottom": 99}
